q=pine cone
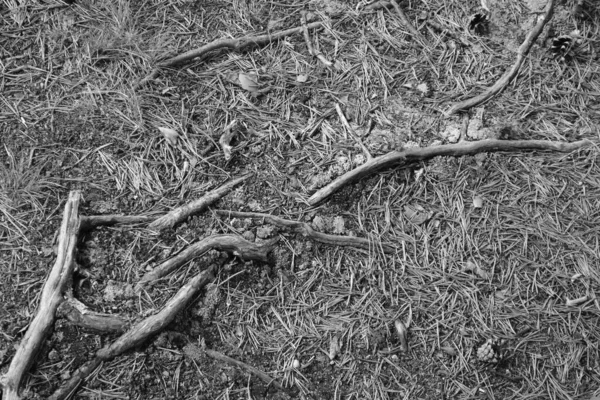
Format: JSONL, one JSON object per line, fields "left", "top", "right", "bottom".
{"left": 476, "top": 339, "right": 501, "bottom": 363}
{"left": 469, "top": 13, "right": 489, "bottom": 35}
{"left": 550, "top": 35, "right": 574, "bottom": 61}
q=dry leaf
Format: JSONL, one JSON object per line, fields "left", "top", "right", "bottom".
{"left": 465, "top": 260, "right": 491, "bottom": 279}
{"left": 404, "top": 204, "right": 429, "bottom": 225}
{"left": 158, "top": 127, "right": 179, "bottom": 146}
{"left": 239, "top": 73, "right": 259, "bottom": 93}
{"left": 296, "top": 74, "right": 309, "bottom": 83}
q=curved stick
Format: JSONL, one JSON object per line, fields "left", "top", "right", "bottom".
{"left": 445, "top": 0, "right": 555, "bottom": 115}
{"left": 137, "top": 235, "right": 276, "bottom": 288}
{"left": 308, "top": 138, "right": 592, "bottom": 205}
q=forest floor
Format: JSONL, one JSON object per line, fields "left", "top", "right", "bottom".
{"left": 1, "top": 0, "right": 600, "bottom": 399}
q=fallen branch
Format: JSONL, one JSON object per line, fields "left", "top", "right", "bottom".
{"left": 214, "top": 210, "right": 395, "bottom": 254}
{"left": 445, "top": 0, "right": 555, "bottom": 115}
{"left": 308, "top": 138, "right": 593, "bottom": 205}
{"left": 57, "top": 295, "right": 129, "bottom": 334}
{"left": 49, "top": 267, "right": 216, "bottom": 400}
{"left": 137, "top": 235, "right": 276, "bottom": 288}
{"left": 1, "top": 191, "right": 81, "bottom": 400}
{"left": 149, "top": 173, "right": 252, "bottom": 231}
{"left": 138, "top": 21, "right": 325, "bottom": 86}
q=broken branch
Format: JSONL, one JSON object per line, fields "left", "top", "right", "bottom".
{"left": 445, "top": 0, "right": 555, "bottom": 115}
{"left": 1, "top": 191, "right": 81, "bottom": 400}
{"left": 57, "top": 295, "right": 129, "bottom": 334}
{"left": 137, "top": 234, "right": 276, "bottom": 288}
{"left": 149, "top": 173, "right": 252, "bottom": 231}
{"left": 308, "top": 138, "right": 592, "bottom": 205}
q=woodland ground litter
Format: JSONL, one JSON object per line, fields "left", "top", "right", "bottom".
{"left": 1, "top": 0, "right": 600, "bottom": 399}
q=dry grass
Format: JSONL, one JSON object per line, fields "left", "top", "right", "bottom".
{"left": 1, "top": 0, "right": 600, "bottom": 399}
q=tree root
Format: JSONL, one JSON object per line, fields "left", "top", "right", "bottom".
{"left": 445, "top": 0, "right": 555, "bottom": 115}
{"left": 49, "top": 267, "right": 215, "bottom": 400}
{"left": 214, "top": 210, "right": 395, "bottom": 254}
{"left": 137, "top": 234, "right": 276, "bottom": 289}
{"left": 308, "top": 138, "right": 593, "bottom": 205}
{"left": 1, "top": 191, "right": 81, "bottom": 400}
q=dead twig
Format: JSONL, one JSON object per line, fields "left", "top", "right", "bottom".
{"left": 335, "top": 104, "right": 373, "bottom": 160}
{"left": 49, "top": 267, "right": 216, "bottom": 400}
{"left": 308, "top": 138, "right": 593, "bottom": 205}
{"left": 137, "top": 235, "right": 276, "bottom": 288}
{"left": 57, "top": 294, "right": 129, "bottom": 334}
{"left": 138, "top": 21, "right": 325, "bottom": 86}
{"left": 445, "top": 0, "right": 555, "bottom": 115}
{"left": 214, "top": 210, "right": 395, "bottom": 253}
{"left": 1, "top": 191, "right": 81, "bottom": 400}
{"left": 149, "top": 173, "right": 252, "bottom": 231}
{"left": 301, "top": 11, "right": 333, "bottom": 67}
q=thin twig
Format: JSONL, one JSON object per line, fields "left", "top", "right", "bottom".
{"left": 149, "top": 173, "right": 252, "bottom": 231}
{"left": 214, "top": 210, "right": 396, "bottom": 253}
{"left": 335, "top": 104, "right": 373, "bottom": 160}
{"left": 308, "top": 138, "right": 592, "bottom": 205}
{"left": 445, "top": 0, "right": 555, "bottom": 115}
{"left": 138, "top": 21, "right": 325, "bottom": 86}
{"left": 301, "top": 11, "right": 333, "bottom": 67}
